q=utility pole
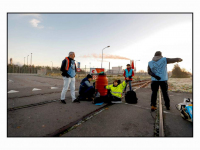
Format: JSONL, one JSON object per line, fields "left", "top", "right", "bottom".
{"left": 31, "top": 53, "right": 32, "bottom": 66}
{"left": 27, "top": 55, "right": 29, "bottom": 66}
{"left": 51, "top": 61, "right": 53, "bottom": 71}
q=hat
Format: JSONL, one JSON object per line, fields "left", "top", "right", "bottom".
{"left": 87, "top": 74, "right": 93, "bottom": 79}
{"left": 154, "top": 51, "right": 162, "bottom": 56}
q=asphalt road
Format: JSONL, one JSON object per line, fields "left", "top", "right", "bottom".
{"left": 7, "top": 74, "right": 193, "bottom": 137}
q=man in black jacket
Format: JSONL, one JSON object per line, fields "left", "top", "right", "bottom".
{"left": 148, "top": 51, "right": 182, "bottom": 111}
{"left": 60, "top": 52, "right": 79, "bottom": 104}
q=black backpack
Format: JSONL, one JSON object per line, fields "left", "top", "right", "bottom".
{"left": 125, "top": 90, "right": 138, "bottom": 104}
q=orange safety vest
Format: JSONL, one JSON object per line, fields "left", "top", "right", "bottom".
{"left": 65, "top": 57, "right": 70, "bottom": 70}
{"left": 65, "top": 57, "right": 76, "bottom": 71}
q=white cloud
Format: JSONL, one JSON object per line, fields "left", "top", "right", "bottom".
{"left": 29, "top": 19, "right": 44, "bottom": 29}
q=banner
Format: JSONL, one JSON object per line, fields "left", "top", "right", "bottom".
{"left": 130, "top": 60, "right": 134, "bottom": 69}
{"left": 77, "top": 62, "right": 80, "bottom": 68}
{"left": 90, "top": 68, "right": 105, "bottom": 79}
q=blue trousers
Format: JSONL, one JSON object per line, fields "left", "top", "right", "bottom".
{"left": 124, "top": 80, "right": 132, "bottom": 91}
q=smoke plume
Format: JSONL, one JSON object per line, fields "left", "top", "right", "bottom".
{"left": 83, "top": 54, "right": 130, "bottom": 60}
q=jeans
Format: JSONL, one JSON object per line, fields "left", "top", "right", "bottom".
{"left": 61, "top": 77, "right": 76, "bottom": 101}
{"left": 151, "top": 81, "right": 170, "bottom": 107}
{"left": 124, "top": 80, "right": 132, "bottom": 91}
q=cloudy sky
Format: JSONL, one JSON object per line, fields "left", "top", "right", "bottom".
{"left": 8, "top": 13, "right": 192, "bottom": 72}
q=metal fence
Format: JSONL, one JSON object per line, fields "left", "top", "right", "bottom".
{"left": 7, "top": 65, "right": 150, "bottom": 77}
{"left": 7, "top": 65, "right": 38, "bottom": 74}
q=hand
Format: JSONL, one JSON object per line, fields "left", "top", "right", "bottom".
{"left": 178, "top": 58, "right": 183, "bottom": 62}
{"left": 155, "top": 76, "right": 161, "bottom": 80}
{"left": 126, "top": 77, "right": 129, "bottom": 80}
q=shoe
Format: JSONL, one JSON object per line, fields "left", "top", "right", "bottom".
{"left": 73, "top": 99, "right": 80, "bottom": 103}
{"left": 166, "top": 106, "right": 170, "bottom": 110}
{"left": 111, "top": 101, "right": 122, "bottom": 104}
{"left": 151, "top": 106, "right": 156, "bottom": 111}
{"left": 61, "top": 100, "right": 66, "bottom": 104}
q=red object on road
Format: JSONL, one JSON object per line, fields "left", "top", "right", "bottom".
{"left": 95, "top": 74, "right": 108, "bottom": 96}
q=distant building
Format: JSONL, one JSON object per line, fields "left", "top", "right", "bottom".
{"left": 112, "top": 66, "right": 123, "bottom": 74}
{"left": 10, "top": 58, "right": 13, "bottom": 65}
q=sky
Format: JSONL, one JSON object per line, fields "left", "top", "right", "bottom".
{"left": 8, "top": 13, "right": 192, "bottom": 72}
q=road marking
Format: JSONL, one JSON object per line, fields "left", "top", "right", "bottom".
{"left": 8, "top": 90, "right": 19, "bottom": 93}
{"left": 51, "top": 87, "right": 59, "bottom": 89}
{"left": 32, "top": 88, "right": 41, "bottom": 91}
{"left": 163, "top": 111, "right": 170, "bottom": 114}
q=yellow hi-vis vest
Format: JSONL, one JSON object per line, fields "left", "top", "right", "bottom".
{"left": 105, "top": 81, "right": 126, "bottom": 98}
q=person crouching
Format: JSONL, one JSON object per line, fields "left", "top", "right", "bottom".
{"left": 78, "top": 74, "right": 95, "bottom": 101}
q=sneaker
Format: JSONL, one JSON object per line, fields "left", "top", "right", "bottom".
{"left": 151, "top": 106, "right": 156, "bottom": 111}
{"left": 61, "top": 100, "right": 66, "bottom": 104}
{"left": 73, "top": 99, "right": 80, "bottom": 103}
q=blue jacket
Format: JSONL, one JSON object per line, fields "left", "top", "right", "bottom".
{"left": 79, "top": 77, "right": 92, "bottom": 94}
{"left": 148, "top": 57, "right": 168, "bottom": 81}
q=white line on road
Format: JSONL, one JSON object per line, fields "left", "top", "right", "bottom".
{"left": 51, "top": 87, "right": 59, "bottom": 89}
{"left": 8, "top": 90, "right": 19, "bottom": 94}
{"left": 32, "top": 88, "right": 42, "bottom": 91}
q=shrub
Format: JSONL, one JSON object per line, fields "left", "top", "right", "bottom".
{"left": 171, "top": 64, "right": 190, "bottom": 78}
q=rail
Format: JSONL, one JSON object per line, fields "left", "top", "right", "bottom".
{"left": 159, "top": 87, "right": 164, "bottom": 137}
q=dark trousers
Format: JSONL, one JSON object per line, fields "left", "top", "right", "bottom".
{"left": 151, "top": 81, "right": 170, "bottom": 107}
{"left": 94, "top": 90, "right": 121, "bottom": 104}
{"left": 79, "top": 86, "right": 95, "bottom": 101}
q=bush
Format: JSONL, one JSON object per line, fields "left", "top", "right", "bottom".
{"left": 171, "top": 64, "right": 190, "bottom": 78}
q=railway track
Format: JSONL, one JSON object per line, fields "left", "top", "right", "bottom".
{"left": 8, "top": 79, "right": 151, "bottom": 111}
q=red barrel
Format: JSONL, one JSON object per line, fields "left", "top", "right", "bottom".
{"left": 95, "top": 74, "right": 108, "bottom": 96}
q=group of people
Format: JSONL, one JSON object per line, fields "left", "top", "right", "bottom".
{"left": 60, "top": 51, "right": 182, "bottom": 111}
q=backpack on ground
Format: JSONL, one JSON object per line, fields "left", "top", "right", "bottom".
{"left": 125, "top": 90, "right": 138, "bottom": 104}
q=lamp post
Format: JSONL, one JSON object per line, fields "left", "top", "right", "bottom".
{"left": 51, "top": 61, "right": 53, "bottom": 71}
{"left": 101, "top": 46, "right": 110, "bottom": 68}
{"left": 27, "top": 55, "right": 29, "bottom": 66}
{"left": 135, "top": 60, "right": 140, "bottom": 73}
{"left": 31, "top": 53, "right": 32, "bottom": 66}
{"left": 24, "top": 57, "right": 25, "bottom": 65}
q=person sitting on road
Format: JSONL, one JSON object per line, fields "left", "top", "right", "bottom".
{"left": 97, "top": 80, "right": 126, "bottom": 104}
{"left": 77, "top": 74, "right": 95, "bottom": 101}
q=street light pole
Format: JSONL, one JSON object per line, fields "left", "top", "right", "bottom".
{"left": 135, "top": 60, "right": 140, "bottom": 73}
{"left": 27, "top": 55, "right": 29, "bottom": 66}
{"left": 51, "top": 61, "right": 53, "bottom": 71}
{"left": 101, "top": 46, "right": 110, "bottom": 68}
{"left": 31, "top": 53, "right": 32, "bottom": 66}
{"left": 24, "top": 57, "right": 25, "bottom": 65}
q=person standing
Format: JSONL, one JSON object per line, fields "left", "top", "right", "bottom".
{"left": 148, "top": 51, "right": 182, "bottom": 111}
{"left": 123, "top": 64, "right": 134, "bottom": 93}
{"left": 60, "top": 52, "right": 79, "bottom": 104}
